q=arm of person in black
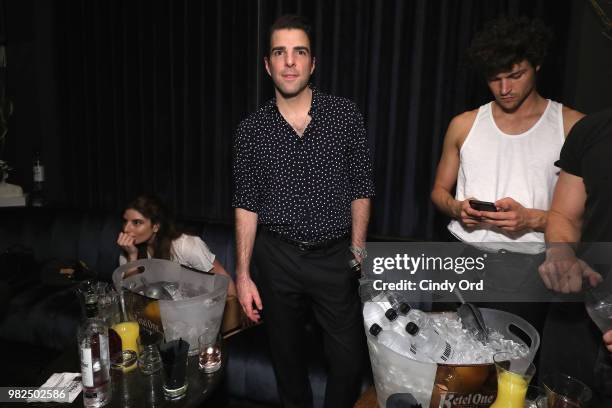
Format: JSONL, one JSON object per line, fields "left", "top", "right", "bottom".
{"left": 538, "top": 115, "right": 602, "bottom": 293}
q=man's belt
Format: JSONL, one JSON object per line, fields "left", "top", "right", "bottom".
{"left": 263, "top": 228, "right": 349, "bottom": 251}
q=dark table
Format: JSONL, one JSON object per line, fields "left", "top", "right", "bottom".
{"left": 23, "top": 350, "right": 225, "bottom": 407}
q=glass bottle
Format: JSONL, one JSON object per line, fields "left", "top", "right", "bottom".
{"left": 30, "top": 150, "right": 45, "bottom": 206}
{"left": 78, "top": 312, "right": 112, "bottom": 407}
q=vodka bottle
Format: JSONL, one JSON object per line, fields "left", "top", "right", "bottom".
{"left": 78, "top": 317, "right": 112, "bottom": 407}
{"left": 405, "top": 322, "right": 455, "bottom": 363}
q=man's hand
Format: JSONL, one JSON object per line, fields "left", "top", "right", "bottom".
{"left": 236, "top": 272, "right": 263, "bottom": 323}
{"left": 456, "top": 198, "right": 482, "bottom": 227}
{"left": 538, "top": 245, "right": 602, "bottom": 293}
{"left": 477, "top": 197, "right": 530, "bottom": 232}
{"left": 604, "top": 330, "right": 612, "bottom": 352}
{"left": 117, "top": 232, "right": 138, "bottom": 261}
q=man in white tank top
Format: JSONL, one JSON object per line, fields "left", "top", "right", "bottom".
{"left": 431, "top": 17, "right": 584, "bottom": 253}
{"left": 430, "top": 18, "right": 585, "bottom": 357}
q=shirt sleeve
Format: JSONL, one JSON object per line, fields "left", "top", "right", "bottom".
{"left": 231, "top": 120, "right": 261, "bottom": 213}
{"left": 118, "top": 254, "right": 127, "bottom": 266}
{"left": 347, "top": 102, "right": 376, "bottom": 200}
{"left": 172, "top": 234, "right": 216, "bottom": 272}
{"left": 555, "top": 116, "right": 586, "bottom": 177}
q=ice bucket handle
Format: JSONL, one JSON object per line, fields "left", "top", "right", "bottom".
{"left": 480, "top": 308, "right": 540, "bottom": 364}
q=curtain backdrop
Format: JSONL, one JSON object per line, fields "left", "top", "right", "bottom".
{"left": 39, "top": 0, "right": 571, "bottom": 238}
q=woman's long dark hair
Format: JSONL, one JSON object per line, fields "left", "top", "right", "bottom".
{"left": 124, "top": 194, "right": 181, "bottom": 260}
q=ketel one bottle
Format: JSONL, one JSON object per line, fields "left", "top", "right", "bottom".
{"left": 78, "top": 313, "right": 112, "bottom": 407}
{"left": 405, "top": 321, "right": 455, "bottom": 364}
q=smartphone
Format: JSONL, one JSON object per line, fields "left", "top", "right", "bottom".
{"left": 469, "top": 199, "right": 498, "bottom": 212}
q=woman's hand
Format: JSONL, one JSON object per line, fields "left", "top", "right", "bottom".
{"left": 117, "top": 232, "right": 138, "bottom": 262}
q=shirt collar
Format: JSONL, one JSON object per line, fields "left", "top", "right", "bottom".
{"left": 266, "top": 83, "right": 321, "bottom": 118}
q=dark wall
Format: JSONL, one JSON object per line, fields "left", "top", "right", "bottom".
{"left": 2, "top": 0, "right": 611, "bottom": 239}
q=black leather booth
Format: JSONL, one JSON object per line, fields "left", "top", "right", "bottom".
{"left": 0, "top": 207, "right": 371, "bottom": 406}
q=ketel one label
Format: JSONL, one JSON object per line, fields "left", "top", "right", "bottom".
{"left": 436, "top": 391, "right": 496, "bottom": 408}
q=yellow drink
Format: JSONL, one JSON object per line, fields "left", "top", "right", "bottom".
{"left": 491, "top": 370, "right": 529, "bottom": 408}
{"left": 112, "top": 321, "right": 140, "bottom": 372}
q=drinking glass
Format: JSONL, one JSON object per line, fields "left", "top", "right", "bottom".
{"left": 198, "top": 333, "right": 222, "bottom": 373}
{"left": 138, "top": 332, "right": 163, "bottom": 375}
{"left": 542, "top": 373, "right": 591, "bottom": 408}
{"left": 584, "top": 284, "right": 612, "bottom": 333}
{"left": 524, "top": 385, "right": 546, "bottom": 408}
{"left": 110, "top": 321, "right": 140, "bottom": 372}
{"left": 491, "top": 352, "right": 536, "bottom": 408}
{"left": 159, "top": 339, "right": 189, "bottom": 400}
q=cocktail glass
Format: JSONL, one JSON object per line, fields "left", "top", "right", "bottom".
{"left": 491, "top": 352, "right": 536, "bottom": 408}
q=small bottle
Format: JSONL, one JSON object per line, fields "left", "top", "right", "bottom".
{"left": 30, "top": 151, "right": 45, "bottom": 207}
{"left": 405, "top": 322, "right": 455, "bottom": 363}
{"left": 383, "top": 308, "right": 410, "bottom": 336}
{"left": 398, "top": 303, "right": 431, "bottom": 328}
{"left": 363, "top": 301, "right": 388, "bottom": 330}
{"left": 78, "top": 311, "right": 112, "bottom": 407}
{"left": 370, "top": 324, "right": 414, "bottom": 359}
{"left": 371, "top": 291, "right": 401, "bottom": 311}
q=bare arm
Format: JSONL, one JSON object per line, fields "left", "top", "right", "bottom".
{"left": 351, "top": 198, "right": 370, "bottom": 262}
{"left": 431, "top": 112, "right": 482, "bottom": 225}
{"left": 235, "top": 208, "right": 262, "bottom": 322}
{"left": 546, "top": 171, "right": 585, "bottom": 243}
{"left": 562, "top": 106, "right": 585, "bottom": 138}
{"left": 538, "top": 171, "right": 601, "bottom": 292}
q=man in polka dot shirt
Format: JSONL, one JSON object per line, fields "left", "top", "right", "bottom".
{"left": 232, "top": 14, "right": 375, "bottom": 408}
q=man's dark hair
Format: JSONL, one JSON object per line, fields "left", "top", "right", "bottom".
{"left": 268, "top": 14, "right": 314, "bottom": 57}
{"left": 467, "top": 16, "right": 553, "bottom": 78}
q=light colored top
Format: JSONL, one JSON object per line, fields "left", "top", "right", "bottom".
{"left": 448, "top": 100, "right": 565, "bottom": 254}
{"left": 119, "top": 233, "right": 216, "bottom": 272}
{"left": 0, "top": 181, "right": 23, "bottom": 198}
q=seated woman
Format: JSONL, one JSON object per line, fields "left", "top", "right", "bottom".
{"left": 116, "top": 194, "right": 237, "bottom": 297}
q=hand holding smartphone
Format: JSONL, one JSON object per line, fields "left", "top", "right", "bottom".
{"left": 469, "top": 199, "right": 498, "bottom": 212}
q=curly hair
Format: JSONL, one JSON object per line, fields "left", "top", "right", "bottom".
{"left": 468, "top": 16, "right": 553, "bottom": 78}
{"left": 123, "top": 194, "right": 181, "bottom": 261}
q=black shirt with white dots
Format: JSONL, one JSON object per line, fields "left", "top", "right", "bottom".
{"left": 232, "top": 86, "right": 375, "bottom": 242}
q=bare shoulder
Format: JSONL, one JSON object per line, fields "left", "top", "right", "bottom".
{"left": 445, "top": 109, "right": 478, "bottom": 147}
{"left": 562, "top": 105, "right": 586, "bottom": 137}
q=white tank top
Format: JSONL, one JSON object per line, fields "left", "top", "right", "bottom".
{"left": 448, "top": 100, "right": 565, "bottom": 254}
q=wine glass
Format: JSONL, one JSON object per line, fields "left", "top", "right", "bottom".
{"left": 584, "top": 279, "right": 612, "bottom": 333}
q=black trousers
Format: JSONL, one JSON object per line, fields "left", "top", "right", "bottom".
{"left": 252, "top": 231, "right": 366, "bottom": 408}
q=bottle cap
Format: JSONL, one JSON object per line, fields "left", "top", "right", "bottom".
{"left": 399, "top": 303, "right": 411, "bottom": 315}
{"left": 406, "top": 322, "right": 419, "bottom": 335}
{"left": 369, "top": 323, "right": 383, "bottom": 337}
{"left": 384, "top": 308, "right": 398, "bottom": 321}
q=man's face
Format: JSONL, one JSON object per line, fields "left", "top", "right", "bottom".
{"left": 265, "top": 28, "right": 315, "bottom": 99}
{"left": 487, "top": 60, "right": 539, "bottom": 112}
